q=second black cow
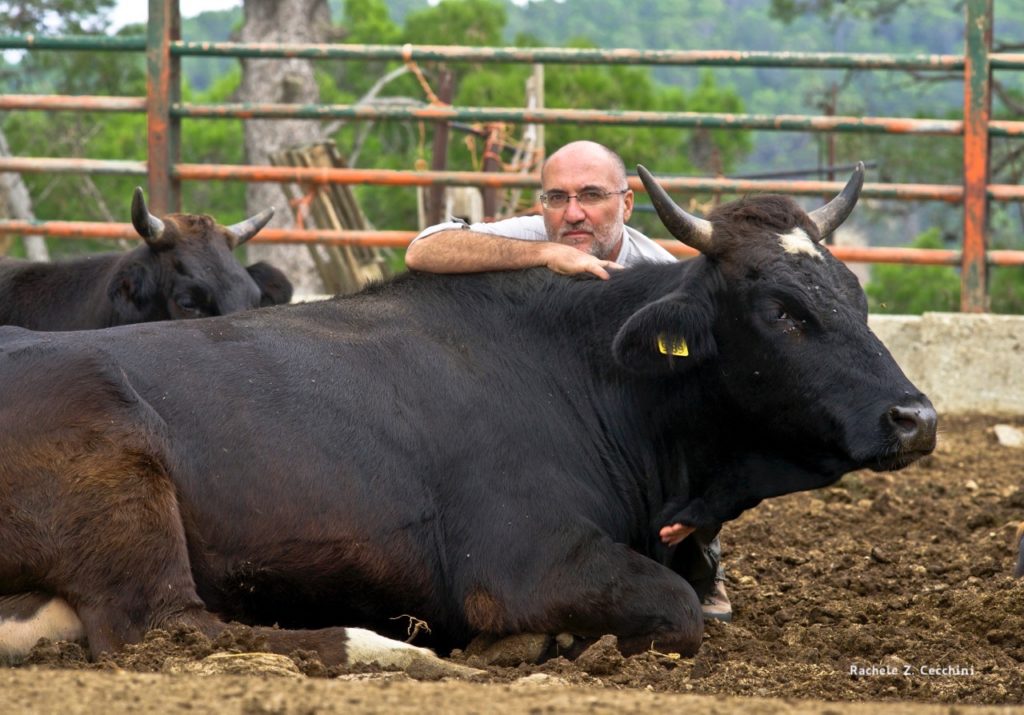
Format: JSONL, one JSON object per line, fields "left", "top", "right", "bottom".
{"left": 0, "top": 163, "right": 936, "bottom": 667}
{"left": 0, "top": 188, "right": 292, "bottom": 330}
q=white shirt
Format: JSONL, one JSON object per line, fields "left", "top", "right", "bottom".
{"left": 412, "top": 215, "right": 676, "bottom": 267}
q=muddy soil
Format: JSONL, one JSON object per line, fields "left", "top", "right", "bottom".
{"left": 6, "top": 414, "right": 1024, "bottom": 714}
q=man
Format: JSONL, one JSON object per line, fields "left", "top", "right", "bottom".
{"left": 405, "top": 140, "right": 732, "bottom": 622}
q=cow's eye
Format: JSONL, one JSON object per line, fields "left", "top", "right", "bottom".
{"left": 174, "top": 289, "right": 210, "bottom": 317}
{"left": 765, "top": 301, "right": 805, "bottom": 335}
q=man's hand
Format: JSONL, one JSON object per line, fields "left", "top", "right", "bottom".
{"left": 654, "top": 497, "right": 720, "bottom": 547}
{"left": 659, "top": 523, "right": 696, "bottom": 547}
{"left": 541, "top": 242, "right": 623, "bottom": 280}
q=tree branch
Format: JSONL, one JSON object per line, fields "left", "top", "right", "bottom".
{"left": 321, "top": 64, "right": 412, "bottom": 137}
{"left": 992, "top": 79, "right": 1024, "bottom": 117}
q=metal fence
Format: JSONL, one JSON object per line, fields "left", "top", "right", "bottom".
{"left": 0, "top": 0, "right": 1022, "bottom": 311}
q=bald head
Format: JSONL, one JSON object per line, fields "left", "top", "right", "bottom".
{"left": 541, "top": 141, "right": 627, "bottom": 188}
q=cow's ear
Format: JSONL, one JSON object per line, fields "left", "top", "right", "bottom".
{"left": 246, "top": 261, "right": 294, "bottom": 306}
{"left": 108, "top": 260, "right": 158, "bottom": 323}
{"left": 612, "top": 288, "right": 717, "bottom": 375}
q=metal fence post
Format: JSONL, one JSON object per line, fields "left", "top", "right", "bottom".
{"left": 961, "top": 0, "right": 993, "bottom": 312}
{"left": 146, "top": 0, "right": 181, "bottom": 214}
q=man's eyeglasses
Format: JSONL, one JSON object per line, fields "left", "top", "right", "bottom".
{"left": 539, "top": 189, "right": 628, "bottom": 210}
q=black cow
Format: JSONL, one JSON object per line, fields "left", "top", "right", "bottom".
{"left": 0, "top": 188, "right": 293, "bottom": 330}
{"left": 0, "top": 164, "right": 936, "bottom": 668}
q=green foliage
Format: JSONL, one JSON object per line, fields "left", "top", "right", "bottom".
{"left": 991, "top": 267, "right": 1024, "bottom": 315}
{"left": 181, "top": 7, "right": 243, "bottom": 93}
{"left": 401, "top": 0, "right": 506, "bottom": 46}
{"left": 769, "top": 0, "right": 911, "bottom": 25}
{"left": 344, "top": 0, "right": 403, "bottom": 44}
{"left": 0, "top": 0, "right": 115, "bottom": 34}
{"left": 865, "top": 229, "right": 959, "bottom": 314}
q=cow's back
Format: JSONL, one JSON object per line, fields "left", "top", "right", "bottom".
{"left": 0, "top": 256, "right": 118, "bottom": 330}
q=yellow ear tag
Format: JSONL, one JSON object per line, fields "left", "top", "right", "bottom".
{"left": 657, "top": 334, "right": 689, "bottom": 357}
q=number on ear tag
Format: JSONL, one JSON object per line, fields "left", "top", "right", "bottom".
{"left": 657, "top": 334, "right": 689, "bottom": 357}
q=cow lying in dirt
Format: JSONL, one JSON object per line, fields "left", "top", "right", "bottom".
{"left": 0, "top": 163, "right": 935, "bottom": 670}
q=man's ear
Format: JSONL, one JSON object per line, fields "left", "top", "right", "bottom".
{"left": 107, "top": 260, "right": 158, "bottom": 323}
{"left": 612, "top": 286, "right": 717, "bottom": 376}
{"left": 246, "top": 261, "right": 294, "bottom": 306}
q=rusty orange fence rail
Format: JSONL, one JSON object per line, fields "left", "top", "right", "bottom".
{"left": 0, "top": 0, "right": 1021, "bottom": 311}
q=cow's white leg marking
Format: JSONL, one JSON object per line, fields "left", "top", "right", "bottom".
{"left": 343, "top": 628, "right": 483, "bottom": 676}
{"left": 0, "top": 596, "right": 85, "bottom": 663}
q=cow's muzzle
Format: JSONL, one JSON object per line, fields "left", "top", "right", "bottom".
{"left": 874, "top": 397, "right": 938, "bottom": 470}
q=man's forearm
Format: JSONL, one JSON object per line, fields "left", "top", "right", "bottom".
{"left": 405, "top": 230, "right": 552, "bottom": 273}
{"left": 405, "top": 229, "right": 622, "bottom": 279}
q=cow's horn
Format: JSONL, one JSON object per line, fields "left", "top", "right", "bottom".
{"left": 637, "top": 164, "right": 714, "bottom": 253}
{"left": 131, "top": 187, "right": 165, "bottom": 242}
{"left": 226, "top": 207, "right": 275, "bottom": 247}
{"left": 807, "top": 161, "right": 865, "bottom": 242}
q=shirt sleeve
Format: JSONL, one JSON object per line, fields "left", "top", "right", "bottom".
{"left": 411, "top": 215, "right": 548, "bottom": 244}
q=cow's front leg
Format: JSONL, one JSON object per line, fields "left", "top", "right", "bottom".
{"left": 459, "top": 528, "right": 703, "bottom": 657}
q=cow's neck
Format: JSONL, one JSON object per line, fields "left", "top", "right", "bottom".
{"left": 520, "top": 261, "right": 723, "bottom": 530}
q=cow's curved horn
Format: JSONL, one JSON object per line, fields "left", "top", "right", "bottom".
{"left": 807, "top": 161, "right": 865, "bottom": 242}
{"left": 131, "top": 187, "right": 165, "bottom": 241}
{"left": 637, "top": 164, "right": 714, "bottom": 254}
{"left": 226, "top": 207, "right": 275, "bottom": 247}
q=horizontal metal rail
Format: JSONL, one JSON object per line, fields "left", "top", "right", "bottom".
{"left": 2, "top": 219, "right": 1022, "bottom": 267}
{"left": 173, "top": 102, "right": 982, "bottom": 135}
{"left": 171, "top": 41, "right": 972, "bottom": 70}
{"left": 1, "top": 34, "right": 1020, "bottom": 72}
{"left": 0, "top": 95, "right": 146, "bottom": 112}
{"left": 0, "top": 158, "right": 147, "bottom": 175}
{"left": 5, "top": 93, "right": 1021, "bottom": 139}
{"left": 0, "top": 35, "right": 145, "bottom": 51}
{"left": 7, "top": 158, "right": 1024, "bottom": 203}
{"left": 4, "top": 94, "right": 1023, "bottom": 139}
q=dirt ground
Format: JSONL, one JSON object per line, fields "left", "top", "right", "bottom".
{"left": 5, "top": 414, "right": 1023, "bottom": 714}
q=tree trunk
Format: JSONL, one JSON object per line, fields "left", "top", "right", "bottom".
{"left": 0, "top": 127, "right": 49, "bottom": 261}
{"left": 240, "top": 0, "right": 330, "bottom": 296}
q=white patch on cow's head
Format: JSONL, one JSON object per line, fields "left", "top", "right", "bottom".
{"left": 778, "top": 228, "right": 823, "bottom": 260}
{"left": 0, "top": 596, "right": 84, "bottom": 664}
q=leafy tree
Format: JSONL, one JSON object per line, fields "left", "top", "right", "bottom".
{"left": 769, "top": 0, "right": 912, "bottom": 25}
{"left": 0, "top": 0, "right": 115, "bottom": 34}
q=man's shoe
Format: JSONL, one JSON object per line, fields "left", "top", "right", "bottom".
{"left": 701, "top": 580, "right": 732, "bottom": 623}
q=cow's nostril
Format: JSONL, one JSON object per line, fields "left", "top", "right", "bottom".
{"left": 891, "top": 410, "right": 918, "bottom": 433}
{"left": 888, "top": 401, "right": 938, "bottom": 453}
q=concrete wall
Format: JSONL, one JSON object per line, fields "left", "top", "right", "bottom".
{"left": 870, "top": 313, "right": 1024, "bottom": 416}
